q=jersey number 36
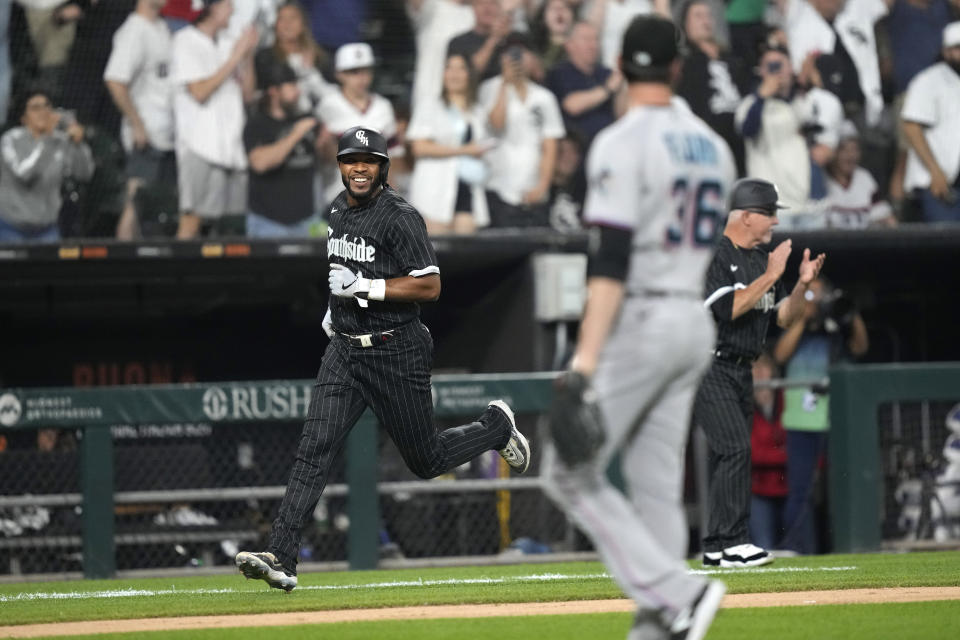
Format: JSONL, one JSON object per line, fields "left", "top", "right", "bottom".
{"left": 666, "top": 178, "right": 724, "bottom": 248}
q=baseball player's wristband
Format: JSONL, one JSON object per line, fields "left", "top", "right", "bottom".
{"left": 367, "top": 279, "right": 386, "bottom": 301}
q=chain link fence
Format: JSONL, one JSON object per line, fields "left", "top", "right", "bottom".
{"left": 0, "top": 413, "right": 583, "bottom": 578}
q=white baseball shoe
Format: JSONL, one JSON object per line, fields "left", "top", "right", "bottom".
{"left": 719, "top": 543, "right": 773, "bottom": 568}
{"left": 235, "top": 551, "right": 298, "bottom": 591}
{"left": 490, "top": 400, "right": 530, "bottom": 474}
{"left": 669, "top": 580, "right": 727, "bottom": 640}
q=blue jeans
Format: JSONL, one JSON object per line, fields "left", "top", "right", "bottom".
{"left": 246, "top": 211, "right": 312, "bottom": 238}
{"left": 750, "top": 495, "right": 787, "bottom": 551}
{"left": 0, "top": 217, "right": 59, "bottom": 243}
{"left": 918, "top": 188, "right": 960, "bottom": 223}
{"left": 782, "top": 430, "right": 826, "bottom": 554}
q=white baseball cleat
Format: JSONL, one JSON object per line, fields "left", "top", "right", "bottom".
{"left": 235, "top": 551, "right": 298, "bottom": 592}
{"left": 669, "top": 580, "right": 727, "bottom": 640}
{"left": 490, "top": 400, "right": 530, "bottom": 474}
{"left": 719, "top": 543, "right": 773, "bottom": 568}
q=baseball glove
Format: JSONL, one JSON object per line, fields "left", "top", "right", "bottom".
{"left": 548, "top": 371, "right": 606, "bottom": 467}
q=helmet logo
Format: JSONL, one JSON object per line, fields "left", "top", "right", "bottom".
{"left": 355, "top": 130, "right": 369, "bottom": 146}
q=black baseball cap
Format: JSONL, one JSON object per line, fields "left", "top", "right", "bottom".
{"left": 728, "top": 178, "right": 789, "bottom": 215}
{"left": 258, "top": 61, "right": 298, "bottom": 91}
{"left": 620, "top": 15, "right": 682, "bottom": 78}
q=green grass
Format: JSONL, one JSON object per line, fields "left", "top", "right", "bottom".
{"left": 22, "top": 602, "right": 960, "bottom": 640}
{"left": 0, "top": 552, "right": 958, "bottom": 626}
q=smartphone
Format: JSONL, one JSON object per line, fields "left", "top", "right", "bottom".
{"left": 508, "top": 46, "right": 524, "bottom": 63}
{"left": 766, "top": 60, "right": 783, "bottom": 73}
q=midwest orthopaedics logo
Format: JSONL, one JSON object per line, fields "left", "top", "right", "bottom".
{"left": 201, "top": 385, "right": 312, "bottom": 422}
{"left": 0, "top": 393, "right": 22, "bottom": 427}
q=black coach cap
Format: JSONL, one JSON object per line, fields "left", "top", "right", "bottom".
{"left": 728, "top": 178, "right": 789, "bottom": 215}
{"left": 620, "top": 15, "right": 682, "bottom": 78}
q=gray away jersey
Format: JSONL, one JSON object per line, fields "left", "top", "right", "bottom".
{"left": 583, "top": 99, "right": 736, "bottom": 295}
{"left": 327, "top": 187, "right": 439, "bottom": 334}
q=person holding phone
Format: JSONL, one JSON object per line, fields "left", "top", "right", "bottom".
{"left": 734, "top": 41, "right": 843, "bottom": 216}
{"left": 479, "top": 33, "right": 565, "bottom": 228}
{"left": 0, "top": 88, "right": 94, "bottom": 243}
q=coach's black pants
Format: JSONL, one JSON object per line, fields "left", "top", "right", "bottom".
{"left": 694, "top": 359, "right": 754, "bottom": 553}
{"left": 269, "top": 321, "right": 511, "bottom": 572}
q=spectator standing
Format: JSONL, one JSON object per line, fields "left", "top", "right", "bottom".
{"left": 104, "top": 0, "right": 176, "bottom": 240}
{"left": 900, "top": 21, "right": 960, "bottom": 222}
{"left": 0, "top": 89, "right": 94, "bottom": 242}
{"left": 170, "top": 0, "right": 258, "bottom": 239}
{"left": 677, "top": 0, "right": 750, "bottom": 176}
{"left": 480, "top": 35, "right": 565, "bottom": 227}
{"left": 735, "top": 44, "right": 843, "bottom": 211}
{"left": 18, "top": 0, "right": 79, "bottom": 98}
{"left": 885, "top": 0, "right": 957, "bottom": 205}
{"left": 824, "top": 123, "right": 896, "bottom": 227}
{"left": 316, "top": 42, "right": 398, "bottom": 206}
{"left": 255, "top": 1, "right": 334, "bottom": 115}
{"left": 546, "top": 20, "right": 623, "bottom": 148}
{"left": 587, "top": 0, "right": 671, "bottom": 69}
{"left": 408, "top": 52, "right": 494, "bottom": 234}
{"left": 773, "top": 277, "right": 868, "bottom": 553}
{"left": 244, "top": 61, "right": 324, "bottom": 237}
{"left": 447, "top": 0, "right": 520, "bottom": 81}
{"left": 530, "top": 0, "right": 576, "bottom": 70}
{"left": 749, "top": 353, "right": 789, "bottom": 552}
{"left": 780, "top": 0, "right": 888, "bottom": 127}
{"left": 406, "top": 0, "right": 475, "bottom": 113}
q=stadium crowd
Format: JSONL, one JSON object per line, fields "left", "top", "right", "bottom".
{"left": 0, "top": 0, "right": 958, "bottom": 243}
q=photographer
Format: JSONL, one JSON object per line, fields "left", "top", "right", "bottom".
{"left": 0, "top": 89, "right": 94, "bottom": 243}
{"left": 773, "top": 276, "right": 868, "bottom": 554}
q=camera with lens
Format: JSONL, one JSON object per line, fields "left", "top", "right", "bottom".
{"left": 810, "top": 288, "right": 856, "bottom": 335}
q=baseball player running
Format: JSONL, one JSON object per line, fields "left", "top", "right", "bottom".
{"left": 695, "top": 177, "right": 824, "bottom": 568}
{"left": 235, "top": 126, "right": 530, "bottom": 591}
{"left": 544, "top": 16, "right": 735, "bottom": 640}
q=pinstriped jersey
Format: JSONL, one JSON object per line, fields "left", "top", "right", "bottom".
{"left": 327, "top": 187, "right": 439, "bottom": 334}
{"left": 583, "top": 99, "right": 736, "bottom": 296}
{"left": 704, "top": 236, "right": 786, "bottom": 359}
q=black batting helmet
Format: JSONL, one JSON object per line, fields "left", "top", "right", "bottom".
{"left": 337, "top": 126, "right": 390, "bottom": 186}
{"left": 728, "top": 178, "right": 789, "bottom": 215}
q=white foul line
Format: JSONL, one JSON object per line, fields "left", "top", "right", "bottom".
{"left": 0, "top": 566, "right": 858, "bottom": 603}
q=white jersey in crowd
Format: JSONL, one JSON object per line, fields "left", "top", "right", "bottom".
{"left": 784, "top": 0, "right": 887, "bottom": 126}
{"left": 407, "top": 0, "right": 475, "bottom": 113}
{"left": 599, "top": 0, "right": 653, "bottom": 70}
{"left": 583, "top": 99, "right": 736, "bottom": 295}
{"left": 478, "top": 76, "right": 565, "bottom": 205}
{"left": 901, "top": 61, "right": 960, "bottom": 191}
{"left": 316, "top": 90, "right": 398, "bottom": 203}
{"left": 170, "top": 25, "right": 247, "bottom": 169}
{"left": 103, "top": 13, "right": 175, "bottom": 152}
{"left": 825, "top": 167, "right": 893, "bottom": 228}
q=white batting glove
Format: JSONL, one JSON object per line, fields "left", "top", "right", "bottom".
{"left": 329, "top": 263, "right": 370, "bottom": 299}
{"left": 321, "top": 306, "right": 334, "bottom": 338}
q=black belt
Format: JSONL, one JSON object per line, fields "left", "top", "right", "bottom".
{"left": 713, "top": 350, "right": 755, "bottom": 367}
{"left": 339, "top": 329, "right": 397, "bottom": 348}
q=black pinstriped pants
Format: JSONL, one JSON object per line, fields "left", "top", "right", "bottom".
{"left": 269, "top": 321, "right": 511, "bottom": 572}
{"left": 693, "top": 359, "right": 754, "bottom": 553}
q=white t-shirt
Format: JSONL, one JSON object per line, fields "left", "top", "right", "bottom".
{"left": 824, "top": 167, "right": 892, "bottom": 227}
{"left": 599, "top": 0, "right": 653, "bottom": 70}
{"left": 784, "top": 0, "right": 887, "bottom": 126}
{"left": 479, "top": 77, "right": 565, "bottom": 205}
{"left": 316, "top": 90, "right": 398, "bottom": 203}
{"left": 103, "top": 13, "right": 175, "bottom": 152}
{"left": 901, "top": 61, "right": 960, "bottom": 191}
{"left": 584, "top": 101, "right": 736, "bottom": 295}
{"left": 408, "top": 0, "right": 475, "bottom": 113}
{"left": 171, "top": 26, "right": 247, "bottom": 168}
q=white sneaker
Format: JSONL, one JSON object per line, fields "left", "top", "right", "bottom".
{"left": 669, "top": 580, "right": 727, "bottom": 640}
{"left": 720, "top": 543, "right": 773, "bottom": 568}
{"left": 235, "top": 551, "right": 298, "bottom": 591}
{"left": 490, "top": 400, "right": 530, "bottom": 474}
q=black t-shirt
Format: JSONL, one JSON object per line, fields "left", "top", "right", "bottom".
{"left": 326, "top": 187, "right": 439, "bottom": 334}
{"left": 446, "top": 29, "right": 522, "bottom": 81}
{"left": 243, "top": 111, "right": 315, "bottom": 224}
{"left": 546, "top": 60, "right": 614, "bottom": 145}
{"left": 704, "top": 235, "right": 786, "bottom": 359}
